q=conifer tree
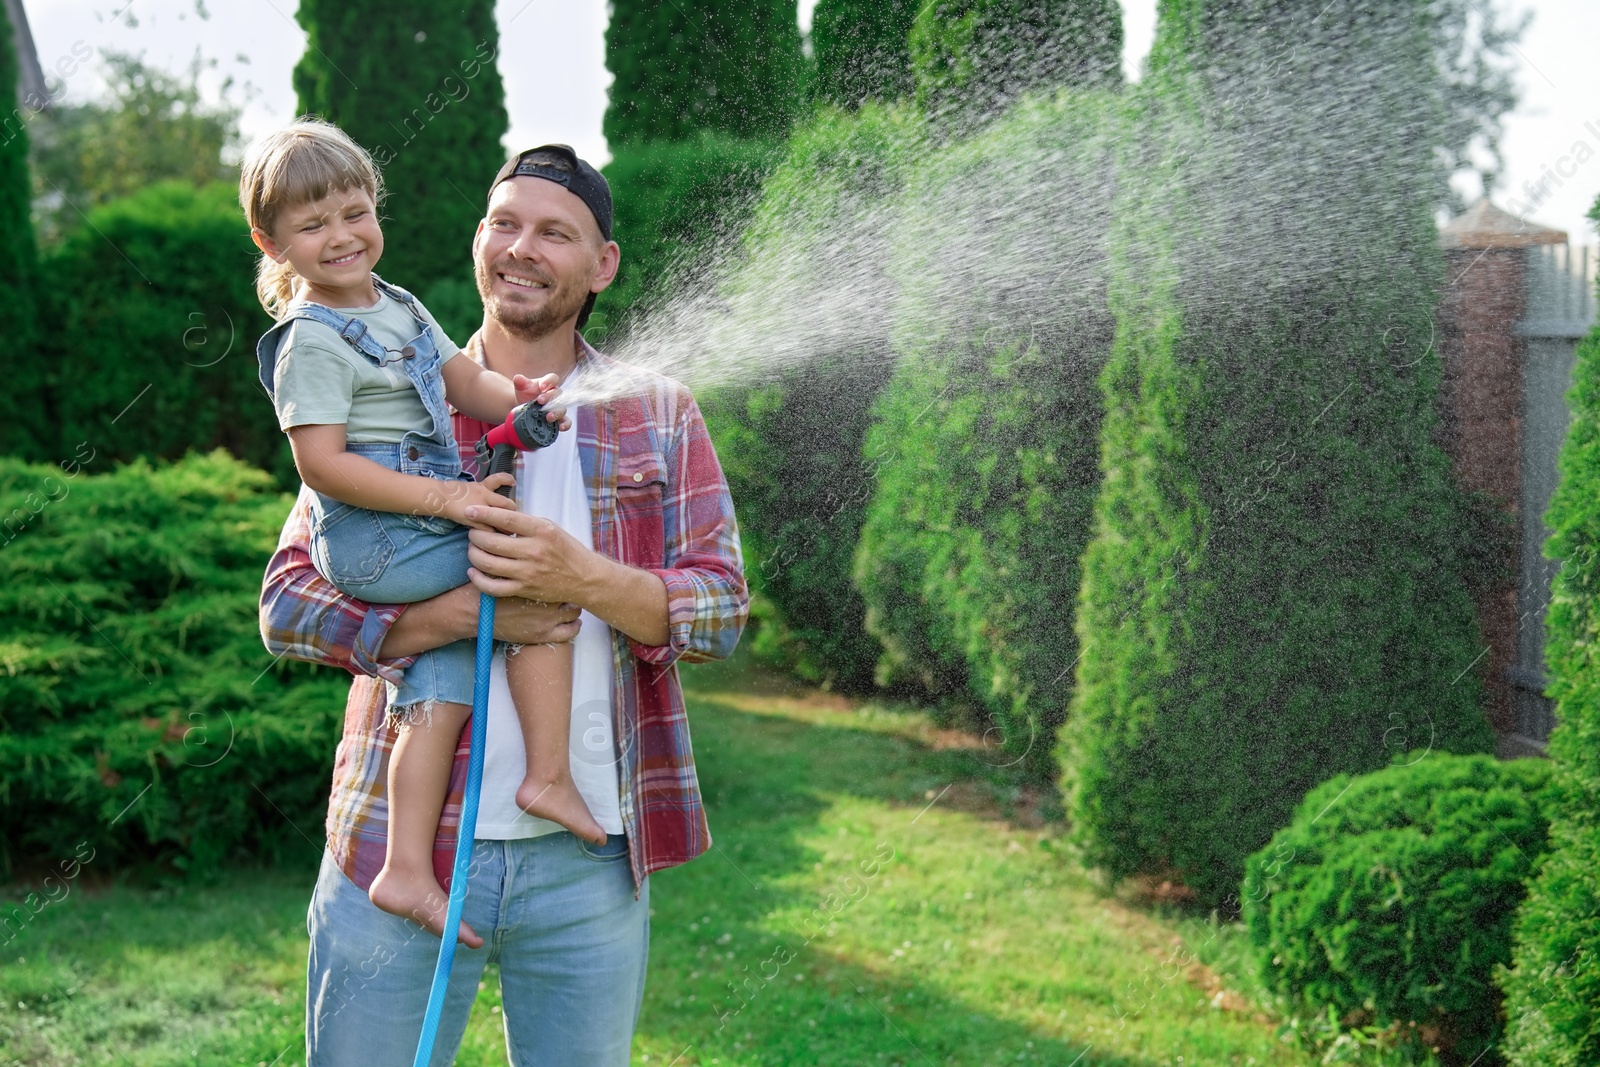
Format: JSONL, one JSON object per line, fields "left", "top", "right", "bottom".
{"left": 604, "top": 0, "right": 803, "bottom": 150}
{"left": 811, "top": 0, "right": 920, "bottom": 108}
{"left": 292, "top": 0, "right": 506, "bottom": 294}
{"left": 0, "top": 0, "right": 41, "bottom": 458}
{"left": 910, "top": 0, "right": 1122, "bottom": 120}
{"left": 1059, "top": 0, "right": 1496, "bottom": 907}
{"left": 1497, "top": 195, "right": 1600, "bottom": 1067}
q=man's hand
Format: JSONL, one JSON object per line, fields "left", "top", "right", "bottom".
{"left": 463, "top": 504, "right": 672, "bottom": 647}
{"left": 464, "top": 505, "right": 595, "bottom": 605}
{"left": 492, "top": 595, "right": 582, "bottom": 646}
{"left": 377, "top": 584, "right": 580, "bottom": 659}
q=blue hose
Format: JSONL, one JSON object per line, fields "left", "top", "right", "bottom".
{"left": 411, "top": 591, "right": 495, "bottom": 1067}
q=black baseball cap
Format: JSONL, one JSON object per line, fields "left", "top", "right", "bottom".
{"left": 489, "top": 145, "right": 613, "bottom": 330}
{"left": 490, "top": 144, "right": 613, "bottom": 242}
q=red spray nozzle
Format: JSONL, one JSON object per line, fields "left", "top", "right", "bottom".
{"left": 476, "top": 401, "right": 560, "bottom": 497}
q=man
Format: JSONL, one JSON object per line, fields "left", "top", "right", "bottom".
{"left": 259, "top": 144, "right": 747, "bottom": 1065}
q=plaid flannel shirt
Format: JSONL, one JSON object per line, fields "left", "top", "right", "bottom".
{"left": 258, "top": 334, "right": 746, "bottom": 893}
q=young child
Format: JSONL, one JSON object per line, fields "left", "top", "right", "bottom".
{"left": 241, "top": 118, "right": 605, "bottom": 946}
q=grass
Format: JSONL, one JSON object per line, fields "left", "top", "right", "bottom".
{"left": 1, "top": 656, "right": 1340, "bottom": 1066}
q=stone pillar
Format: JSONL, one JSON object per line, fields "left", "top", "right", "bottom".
{"left": 1435, "top": 199, "right": 1565, "bottom": 756}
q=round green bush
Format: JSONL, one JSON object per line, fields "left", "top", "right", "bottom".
{"left": 1243, "top": 752, "right": 1555, "bottom": 1059}
{"left": 0, "top": 451, "right": 348, "bottom": 880}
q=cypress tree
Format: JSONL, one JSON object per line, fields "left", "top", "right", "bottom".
{"left": 292, "top": 0, "right": 506, "bottom": 294}
{"left": 909, "top": 0, "right": 1122, "bottom": 121}
{"left": 1059, "top": 0, "right": 1497, "bottom": 908}
{"left": 0, "top": 0, "right": 41, "bottom": 458}
{"left": 811, "top": 0, "right": 920, "bottom": 108}
{"left": 603, "top": 0, "right": 803, "bottom": 150}
{"left": 1497, "top": 196, "right": 1600, "bottom": 1067}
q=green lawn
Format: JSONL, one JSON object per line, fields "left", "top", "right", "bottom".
{"left": 2, "top": 659, "right": 1335, "bottom": 1066}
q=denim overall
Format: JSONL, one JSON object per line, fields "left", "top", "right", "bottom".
{"left": 257, "top": 276, "right": 478, "bottom": 716}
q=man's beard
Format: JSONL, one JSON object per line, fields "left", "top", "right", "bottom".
{"left": 475, "top": 256, "right": 592, "bottom": 341}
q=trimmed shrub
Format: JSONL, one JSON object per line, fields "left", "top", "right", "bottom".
{"left": 603, "top": 0, "right": 803, "bottom": 150}
{"left": 909, "top": 0, "right": 1122, "bottom": 122}
{"left": 33, "top": 181, "right": 289, "bottom": 486}
{"left": 1059, "top": 0, "right": 1498, "bottom": 908}
{"left": 598, "top": 134, "right": 781, "bottom": 334}
{"left": 0, "top": 451, "right": 347, "bottom": 879}
{"left": 854, "top": 88, "right": 1118, "bottom": 768}
{"left": 0, "top": 0, "right": 41, "bottom": 460}
{"left": 812, "top": 0, "right": 921, "bottom": 108}
{"left": 1243, "top": 753, "right": 1554, "bottom": 1060}
{"left": 1497, "top": 195, "right": 1600, "bottom": 1067}
{"left": 701, "top": 104, "right": 922, "bottom": 690}
{"left": 292, "top": 0, "right": 507, "bottom": 293}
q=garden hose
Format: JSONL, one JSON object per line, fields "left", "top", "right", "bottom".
{"left": 412, "top": 400, "right": 554, "bottom": 1067}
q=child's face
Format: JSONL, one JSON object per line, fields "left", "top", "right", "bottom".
{"left": 254, "top": 186, "right": 384, "bottom": 300}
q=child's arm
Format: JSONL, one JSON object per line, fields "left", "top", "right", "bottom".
{"left": 287, "top": 423, "right": 514, "bottom": 529}
{"left": 441, "top": 359, "right": 567, "bottom": 426}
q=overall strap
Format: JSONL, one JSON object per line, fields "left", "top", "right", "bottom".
{"left": 371, "top": 274, "right": 434, "bottom": 336}
{"left": 278, "top": 300, "right": 392, "bottom": 365}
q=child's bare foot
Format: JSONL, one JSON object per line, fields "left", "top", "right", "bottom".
{"left": 517, "top": 775, "right": 607, "bottom": 845}
{"left": 369, "top": 866, "right": 483, "bottom": 948}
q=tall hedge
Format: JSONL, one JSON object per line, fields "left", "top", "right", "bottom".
{"left": 1058, "top": 0, "right": 1497, "bottom": 908}
{"left": 811, "top": 0, "right": 920, "bottom": 108}
{"left": 909, "top": 0, "right": 1122, "bottom": 122}
{"left": 603, "top": 0, "right": 803, "bottom": 150}
{"left": 854, "top": 89, "right": 1118, "bottom": 767}
{"left": 0, "top": 0, "right": 41, "bottom": 459}
{"left": 700, "top": 104, "right": 922, "bottom": 690}
{"left": 0, "top": 452, "right": 345, "bottom": 879}
{"left": 1497, "top": 195, "right": 1600, "bottom": 1067}
{"left": 292, "top": 0, "right": 506, "bottom": 293}
{"left": 597, "top": 134, "right": 781, "bottom": 340}
{"left": 35, "top": 181, "right": 288, "bottom": 485}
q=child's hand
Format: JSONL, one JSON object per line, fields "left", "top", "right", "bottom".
{"left": 511, "top": 373, "right": 572, "bottom": 432}
{"left": 434, "top": 474, "right": 518, "bottom": 530}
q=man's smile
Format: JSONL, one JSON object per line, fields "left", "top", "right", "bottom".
{"left": 499, "top": 271, "right": 550, "bottom": 291}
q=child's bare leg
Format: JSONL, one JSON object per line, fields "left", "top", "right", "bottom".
{"left": 507, "top": 642, "right": 606, "bottom": 844}
{"left": 368, "top": 701, "right": 483, "bottom": 947}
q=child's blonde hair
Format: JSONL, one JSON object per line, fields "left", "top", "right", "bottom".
{"left": 239, "top": 117, "right": 384, "bottom": 319}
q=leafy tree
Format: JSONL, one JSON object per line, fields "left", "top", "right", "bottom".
{"left": 35, "top": 181, "right": 287, "bottom": 484}
{"left": 1058, "top": 0, "right": 1498, "bottom": 909}
{"left": 909, "top": 0, "right": 1123, "bottom": 121}
{"left": 293, "top": 0, "right": 506, "bottom": 293}
{"left": 26, "top": 51, "right": 239, "bottom": 244}
{"left": 603, "top": 0, "right": 803, "bottom": 149}
{"left": 811, "top": 0, "right": 920, "bottom": 108}
{"left": 1496, "top": 194, "right": 1600, "bottom": 1067}
{"left": 1429, "top": 0, "right": 1531, "bottom": 212}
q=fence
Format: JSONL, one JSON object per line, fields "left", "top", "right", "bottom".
{"left": 1510, "top": 242, "right": 1597, "bottom": 747}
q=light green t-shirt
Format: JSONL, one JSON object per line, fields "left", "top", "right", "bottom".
{"left": 271, "top": 292, "right": 461, "bottom": 443}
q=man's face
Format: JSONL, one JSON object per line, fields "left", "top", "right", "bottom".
{"left": 473, "top": 177, "right": 618, "bottom": 341}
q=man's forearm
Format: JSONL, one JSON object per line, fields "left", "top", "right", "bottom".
{"left": 581, "top": 555, "right": 670, "bottom": 648}
{"left": 374, "top": 587, "right": 473, "bottom": 659}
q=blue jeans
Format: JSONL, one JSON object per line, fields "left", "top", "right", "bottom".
{"left": 309, "top": 440, "right": 479, "bottom": 712}
{"left": 305, "top": 834, "right": 649, "bottom": 1066}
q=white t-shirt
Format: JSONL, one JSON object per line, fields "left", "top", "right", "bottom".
{"left": 473, "top": 413, "right": 625, "bottom": 839}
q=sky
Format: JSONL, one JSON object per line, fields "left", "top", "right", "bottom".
{"left": 15, "top": 0, "right": 1600, "bottom": 242}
